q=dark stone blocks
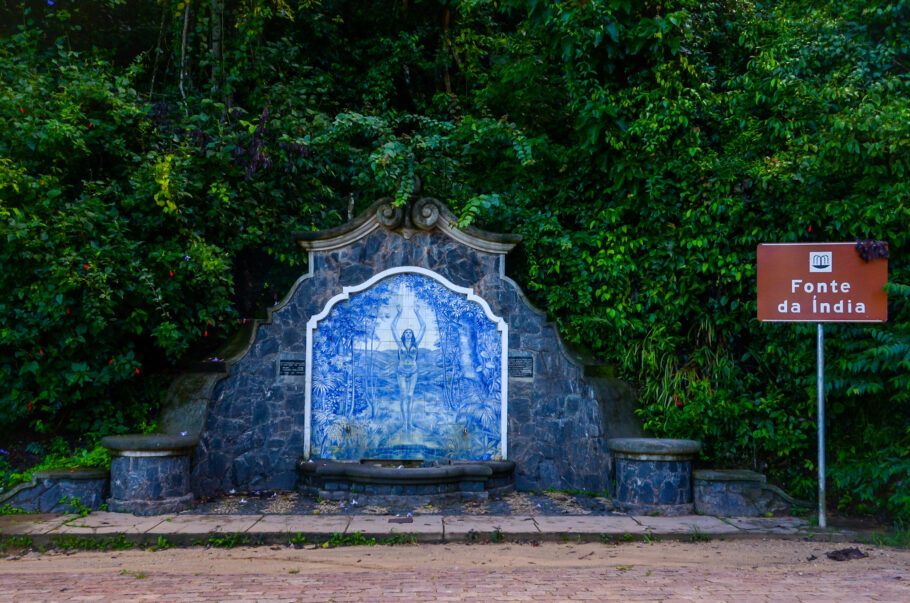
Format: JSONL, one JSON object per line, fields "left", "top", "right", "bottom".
{"left": 692, "top": 469, "right": 798, "bottom": 516}
{"left": 186, "top": 204, "right": 619, "bottom": 498}
{"left": 107, "top": 454, "right": 193, "bottom": 515}
{"left": 0, "top": 469, "right": 108, "bottom": 513}
{"left": 609, "top": 438, "right": 701, "bottom": 516}
{"left": 340, "top": 264, "right": 374, "bottom": 286}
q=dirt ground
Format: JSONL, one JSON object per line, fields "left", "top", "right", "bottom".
{"left": 2, "top": 538, "right": 908, "bottom": 576}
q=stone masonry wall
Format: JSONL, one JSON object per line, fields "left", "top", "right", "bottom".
{"left": 0, "top": 469, "right": 108, "bottom": 513}
{"left": 191, "top": 227, "right": 611, "bottom": 496}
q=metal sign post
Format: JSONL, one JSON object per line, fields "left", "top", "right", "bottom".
{"left": 817, "top": 323, "right": 826, "bottom": 528}
{"left": 757, "top": 242, "right": 888, "bottom": 529}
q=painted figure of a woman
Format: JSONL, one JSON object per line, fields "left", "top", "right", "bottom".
{"left": 391, "top": 304, "right": 426, "bottom": 430}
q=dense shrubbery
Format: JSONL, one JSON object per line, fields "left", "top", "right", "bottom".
{"left": 0, "top": 1, "right": 907, "bottom": 519}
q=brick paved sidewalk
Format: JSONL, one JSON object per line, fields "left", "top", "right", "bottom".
{"left": 1, "top": 512, "right": 824, "bottom": 547}
{"left": 7, "top": 510, "right": 902, "bottom": 601}
{"left": 0, "top": 565, "right": 907, "bottom": 602}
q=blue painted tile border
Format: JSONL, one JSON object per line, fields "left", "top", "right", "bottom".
{"left": 305, "top": 266, "right": 508, "bottom": 461}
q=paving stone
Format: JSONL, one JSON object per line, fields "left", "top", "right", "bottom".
{"left": 630, "top": 514, "right": 742, "bottom": 535}
{"left": 533, "top": 515, "right": 642, "bottom": 535}
{"left": 0, "top": 514, "right": 76, "bottom": 535}
{"left": 249, "top": 514, "right": 351, "bottom": 536}
{"left": 347, "top": 515, "right": 442, "bottom": 538}
{"left": 442, "top": 515, "right": 539, "bottom": 540}
{"left": 723, "top": 516, "right": 809, "bottom": 534}
{"left": 43, "top": 512, "right": 167, "bottom": 535}
{"left": 143, "top": 514, "right": 263, "bottom": 535}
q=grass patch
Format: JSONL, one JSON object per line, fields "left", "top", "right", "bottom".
{"left": 51, "top": 534, "right": 134, "bottom": 551}
{"left": 196, "top": 533, "right": 253, "bottom": 548}
{"left": 687, "top": 526, "right": 711, "bottom": 543}
{"left": 382, "top": 532, "right": 418, "bottom": 545}
{"left": 0, "top": 535, "right": 33, "bottom": 554}
{"left": 321, "top": 531, "right": 376, "bottom": 548}
{"left": 147, "top": 536, "right": 173, "bottom": 551}
{"left": 289, "top": 532, "right": 308, "bottom": 546}
{"left": 858, "top": 520, "right": 910, "bottom": 549}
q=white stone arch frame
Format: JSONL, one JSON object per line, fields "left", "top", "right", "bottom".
{"left": 304, "top": 266, "right": 509, "bottom": 460}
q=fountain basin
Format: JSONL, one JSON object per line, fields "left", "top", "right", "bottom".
{"left": 298, "top": 459, "right": 515, "bottom": 506}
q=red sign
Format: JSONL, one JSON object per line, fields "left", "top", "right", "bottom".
{"left": 757, "top": 243, "right": 888, "bottom": 322}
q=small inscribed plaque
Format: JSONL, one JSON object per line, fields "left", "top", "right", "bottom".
{"left": 508, "top": 355, "right": 534, "bottom": 379}
{"left": 279, "top": 358, "right": 306, "bottom": 377}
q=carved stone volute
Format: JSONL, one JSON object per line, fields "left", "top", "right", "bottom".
{"left": 374, "top": 178, "right": 439, "bottom": 234}
{"left": 375, "top": 200, "right": 404, "bottom": 229}
{"left": 294, "top": 178, "right": 521, "bottom": 254}
{"left": 411, "top": 197, "right": 439, "bottom": 230}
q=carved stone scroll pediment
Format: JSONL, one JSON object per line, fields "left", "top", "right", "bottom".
{"left": 295, "top": 191, "right": 521, "bottom": 254}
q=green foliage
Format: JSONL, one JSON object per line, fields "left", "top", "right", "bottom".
{"left": 687, "top": 526, "right": 711, "bottom": 543}
{"left": 148, "top": 536, "right": 173, "bottom": 551}
{"left": 382, "top": 532, "right": 418, "bottom": 546}
{"left": 0, "top": 0, "right": 907, "bottom": 521}
{"left": 859, "top": 520, "right": 910, "bottom": 550}
{"left": 201, "top": 533, "right": 251, "bottom": 548}
{"left": 0, "top": 535, "right": 33, "bottom": 554}
{"left": 288, "top": 532, "right": 307, "bottom": 546}
{"left": 59, "top": 495, "right": 92, "bottom": 518}
{"left": 828, "top": 428, "right": 910, "bottom": 520}
{"left": 1, "top": 442, "right": 110, "bottom": 491}
{"left": 0, "top": 504, "right": 35, "bottom": 515}
{"left": 321, "top": 531, "right": 375, "bottom": 548}
{"left": 50, "top": 534, "right": 134, "bottom": 551}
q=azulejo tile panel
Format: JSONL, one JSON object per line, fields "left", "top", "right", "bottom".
{"left": 306, "top": 268, "right": 507, "bottom": 461}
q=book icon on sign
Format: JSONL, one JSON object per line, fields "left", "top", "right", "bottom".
{"left": 810, "top": 252, "right": 832, "bottom": 272}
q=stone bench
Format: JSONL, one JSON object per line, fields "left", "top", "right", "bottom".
{"left": 101, "top": 434, "right": 198, "bottom": 515}
{"left": 0, "top": 467, "right": 108, "bottom": 513}
{"left": 694, "top": 469, "right": 812, "bottom": 516}
{"left": 607, "top": 438, "right": 701, "bottom": 516}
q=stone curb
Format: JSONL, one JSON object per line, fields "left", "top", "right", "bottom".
{"left": 1, "top": 512, "right": 858, "bottom": 548}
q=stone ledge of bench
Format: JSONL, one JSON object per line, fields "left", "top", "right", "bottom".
{"left": 32, "top": 467, "right": 109, "bottom": 481}
{"left": 607, "top": 437, "right": 702, "bottom": 459}
{"left": 694, "top": 469, "right": 767, "bottom": 483}
{"left": 298, "top": 460, "right": 503, "bottom": 484}
{"left": 100, "top": 434, "right": 199, "bottom": 455}
{"left": 449, "top": 460, "right": 516, "bottom": 478}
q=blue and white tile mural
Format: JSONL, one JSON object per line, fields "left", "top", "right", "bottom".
{"left": 305, "top": 268, "right": 507, "bottom": 461}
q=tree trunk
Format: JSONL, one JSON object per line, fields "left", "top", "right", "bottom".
{"left": 442, "top": 7, "right": 452, "bottom": 95}
{"left": 179, "top": 0, "right": 193, "bottom": 102}
{"left": 149, "top": 1, "right": 169, "bottom": 97}
{"left": 210, "top": 0, "right": 223, "bottom": 92}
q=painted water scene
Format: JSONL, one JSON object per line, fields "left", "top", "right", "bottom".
{"left": 308, "top": 272, "right": 505, "bottom": 461}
